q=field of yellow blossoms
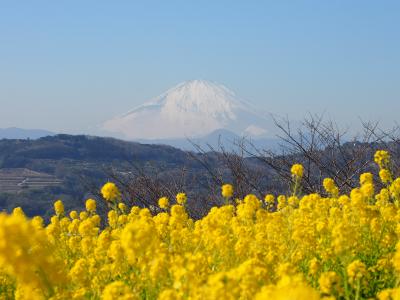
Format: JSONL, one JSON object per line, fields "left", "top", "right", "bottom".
{"left": 2, "top": 150, "right": 400, "bottom": 299}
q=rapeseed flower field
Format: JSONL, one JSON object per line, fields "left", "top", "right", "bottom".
{"left": 1, "top": 150, "right": 400, "bottom": 299}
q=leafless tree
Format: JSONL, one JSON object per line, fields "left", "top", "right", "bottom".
{"left": 361, "top": 120, "right": 400, "bottom": 177}
{"left": 91, "top": 114, "right": 400, "bottom": 220}
{"left": 242, "top": 114, "right": 385, "bottom": 195}
{"left": 186, "top": 136, "right": 267, "bottom": 200}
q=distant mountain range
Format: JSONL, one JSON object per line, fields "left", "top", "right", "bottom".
{"left": 0, "top": 127, "right": 55, "bottom": 140}
{"left": 103, "top": 80, "right": 276, "bottom": 141}
{"left": 136, "top": 128, "right": 280, "bottom": 151}
{"left": 0, "top": 126, "right": 278, "bottom": 152}
{"left": 2, "top": 80, "right": 280, "bottom": 150}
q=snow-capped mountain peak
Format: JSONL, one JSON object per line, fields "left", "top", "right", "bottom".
{"left": 103, "top": 80, "right": 271, "bottom": 140}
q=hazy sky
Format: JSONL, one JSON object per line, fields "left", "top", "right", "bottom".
{"left": 0, "top": 1, "right": 399, "bottom": 134}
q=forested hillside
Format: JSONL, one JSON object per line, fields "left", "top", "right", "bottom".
{"left": 0, "top": 133, "right": 399, "bottom": 219}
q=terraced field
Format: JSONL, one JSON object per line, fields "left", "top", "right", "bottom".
{"left": 0, "top": 168, "right": 62, "bottom": 193}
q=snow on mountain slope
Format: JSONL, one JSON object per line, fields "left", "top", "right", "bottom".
{"left": 103, "top": 80, "right": 272, "bottom": 140}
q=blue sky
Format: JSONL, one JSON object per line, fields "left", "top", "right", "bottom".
{"left": 0, "top": 1, "right": 399, "bottom": 134}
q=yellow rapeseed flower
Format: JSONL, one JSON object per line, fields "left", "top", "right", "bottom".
{"left": 374, "top": 150, "right": 390, "bottom": 168}
{"left": 176, "top": 193, "right": 187, "bottom": 205}
{"left": 323, "top": 178, "right": 338, "bottom": 196}
{"left": 379, "top": 169, "right": 392, "bottom": 184}
{"left": 221, "top": 184, "right": 234, "bottom": 198}
{"left": 360, "top": 172, "right": 373, "bottom": 185}
{"left": 308, "top": 258, "right": 320, "bottom": 276}
{"left": 69, "top": 210, "right": 78, "bottom": 219}
{"left": 347, "top": 260, "right": 367, "bottom": 285}
{"left": 158, "top": 197, "right": 169, "bottom": 209}
{"left": 85, "top": 199, "right": 96, "bottom": 212}
{"left": 101, "top": 281, "right": 136, "bottom": 300}
{"left": 54, "top": 200, "right": 64, "bottom": 216}
{"left": 318, "top": 271, "right": 339, "bottom": 294}
{"left": 291, "top": 164, "right": 304, "bottom": 178}
{"left": 118, "top": 202, "right": 127, "bottom": 212}
{"left": 101, "top": 182, "right": 121, "bottom": 202}
{"left": 80, "top": 211, "right": 88, "bottom": 220}
{"left": 264, "top": 194, "right": 275, "bottom": 207}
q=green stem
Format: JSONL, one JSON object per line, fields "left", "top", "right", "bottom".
{"left": 342, "top": 269, "right": 351, "bottom": 300}
{"left": 292, "top": 178, "right": 300, "bottom": 197}
{"left": 224, "top": 196, "right": 230, "bottom": 206}
{"left": 355, "top": 278, "right": 361, "bottom": 300}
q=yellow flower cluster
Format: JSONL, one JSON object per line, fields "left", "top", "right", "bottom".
{"left": 101, "top": 182, "right": 121, "bottom": 202}
{"left": 2, "top": 150, "right": 400, "bottom": 299}
{"left": 291, "top": 163, "right": 304, "bottom": 178}
{"left": 221, "top": 184, "right": 234, "bottom": 198}
{"left": 176, "top": 193, "right": 187, "bottom": 205}
{"left": 158, "top": 197, "right": 169, "bottom": 209}
{"left": 323, "top": 178, "right": 339, "bottom": 197}
{"left": 375, "top": 150, "right": 390, "bottom": 168}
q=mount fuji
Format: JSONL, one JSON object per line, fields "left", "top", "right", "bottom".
{"left": 103, "top": 80, "right": 275, "bottom": 143}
